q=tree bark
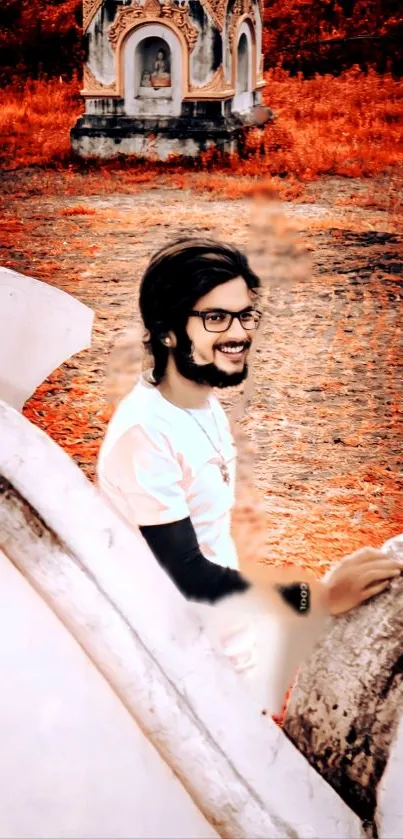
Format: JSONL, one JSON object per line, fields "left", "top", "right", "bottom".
{"left": 283, "top": 534, "right": 403, "bottom": 838}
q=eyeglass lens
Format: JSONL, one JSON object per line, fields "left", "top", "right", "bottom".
{"left": 204, "top": 311, "right": 260, "bottom": 332}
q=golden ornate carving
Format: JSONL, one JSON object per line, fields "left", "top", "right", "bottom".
{"left": 188, "top": 65, "right": 233, "bottom": 95}
{"left": 83, "top": 0, "right": 262, "bottom": 39}
{"left": 228, "top": 0, "right": 256, "bottom": 50}
{"left": 108, "top": 0, "right": 199, "bottom": 52}
{"left": 200, "top": 0, "right": 262, "bottom": 32}
{"left": 200, "top": 0, "right": 227, "bottom": 30}
{"left": 144, "top": 0, "right": 161, "bottom": 14}
{"left": 82, "top": 64, "right": 118, "bottom": 95}
{"left": 189, "top": 0, "right": 261, "bottom": 33}
{"left": 83, "top": 0, "right": 103, "bottom": 31}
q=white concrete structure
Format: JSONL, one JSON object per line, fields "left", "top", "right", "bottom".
{"left": 0, "top": 548, "right": 218, "bottom": 839}
{"left": 0, "top": 267, "right": 93, "bottom": 411}
{"left": 0, "top": 399, "right": 361, "bottom": 839}
{"left": 71, "top": 0, "right": 270, "bottom": 159}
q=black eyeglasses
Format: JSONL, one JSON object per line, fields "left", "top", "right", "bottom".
{"left": 189, "top": 308, "right": 262, "bottom": 333}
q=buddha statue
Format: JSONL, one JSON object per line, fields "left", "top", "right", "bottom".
{"left": 151, "top": 49, "right": 171, "bottom": 87}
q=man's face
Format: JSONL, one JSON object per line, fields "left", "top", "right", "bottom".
{"left": 169, "top": 277, "right": 259, "bottom": 389}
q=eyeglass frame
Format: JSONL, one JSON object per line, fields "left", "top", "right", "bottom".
{"left": 189, "top": 307, "right": 262, "bottom": 333}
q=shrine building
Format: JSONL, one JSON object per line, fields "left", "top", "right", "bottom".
{"left": 71, "top": 0, "right": 267, "bottom": 159}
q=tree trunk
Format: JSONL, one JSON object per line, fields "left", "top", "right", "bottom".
{"left": 283, "top": 534, "right": 403, "bottom": 838}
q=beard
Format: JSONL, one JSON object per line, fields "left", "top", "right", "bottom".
{"left": 171, "top": 329, "right": 249, "bottom": 389}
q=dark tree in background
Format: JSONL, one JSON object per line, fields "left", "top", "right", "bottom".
{"left": 0, "top": 0, "right": 401, "bottom": 83}
{"left": 0, "top": 0, "right": 83, "bottom": 85}
{"left": 262, "top": 0, "right": 402, "bottom": 75}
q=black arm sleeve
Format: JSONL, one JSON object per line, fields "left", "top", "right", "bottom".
{"left": 139, "top": 516, "right": 251, "bottom": 604}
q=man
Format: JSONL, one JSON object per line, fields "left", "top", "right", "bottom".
{"left": 97, "top": 237, "right": 401, "bottom": 679}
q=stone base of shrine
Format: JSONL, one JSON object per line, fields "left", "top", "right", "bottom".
{"left": 70, "top": 106, "right": 273, "bottom": 161}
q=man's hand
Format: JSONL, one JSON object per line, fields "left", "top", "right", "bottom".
{"left": 323, "top": 547, "right": 403, "bottom": 616}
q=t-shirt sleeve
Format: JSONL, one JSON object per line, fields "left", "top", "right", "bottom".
{"left": 123, "top": 424, "right": 190, "bottom": 526}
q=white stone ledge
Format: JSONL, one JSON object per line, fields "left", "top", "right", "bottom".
{"left": 0, "top": 400, "right": 361, "bottom": 838}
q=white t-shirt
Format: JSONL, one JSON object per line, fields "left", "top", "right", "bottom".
{"left": 97, "top": 371, "right": 239, "bottom": 571}
{"left": 97, "top": 371, "right": 259, "bottom": 691}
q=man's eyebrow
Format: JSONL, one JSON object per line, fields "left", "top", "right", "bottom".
{"left": 199, "top": 306, "right": 255, "bottom": 313}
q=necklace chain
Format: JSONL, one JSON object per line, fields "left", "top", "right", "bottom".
{"left": 183, "top": 406, "right": 230, "bottom": 484}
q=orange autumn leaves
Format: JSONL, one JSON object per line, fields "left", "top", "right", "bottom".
{"left": 0, "top": 68, "right": 402, "bottom": 186}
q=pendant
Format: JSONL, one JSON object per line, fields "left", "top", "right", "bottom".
{"left": 220, "top": 462, "right": 230, "bottom": 484}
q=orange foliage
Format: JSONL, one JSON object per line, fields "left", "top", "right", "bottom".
{"left": 262, "top": 0, "right": 403, "bottom": 76}
{"left": 334, "top": 187, "right": 403, "bottom": 214}
{"left": 0, "top": 68, "right": 402, "bottom": 188}
{"left": 62, "top": 205, "right": 97, "bottom": 216}
{"left": 0, "top": 0, "right": 83, "bottom": 84}
{"left": 256, "top": 65, "right": 403, "bottom": 178}
{"left": 0, "top": 76, "right": 81, "bottom": 169}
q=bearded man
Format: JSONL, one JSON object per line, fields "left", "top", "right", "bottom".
{"left": 97, "top": 238, "right": 401, "bottom": 684}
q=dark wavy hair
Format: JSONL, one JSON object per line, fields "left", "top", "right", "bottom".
{"left": 139, "top": 237, "right": 261, "bottom": 384}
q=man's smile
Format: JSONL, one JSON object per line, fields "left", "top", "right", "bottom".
{"left": 215, "top": 340, "right": 250, "bottom": 361}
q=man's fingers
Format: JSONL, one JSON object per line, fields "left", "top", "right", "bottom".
{"left": 344, "top": 547, "right": 394, "bottom": 566}
{"left": 361, "top": 566, "right": 401, "bottom": 588}
{"left": 360, "top": 580, "right": 392, "bottom": 602}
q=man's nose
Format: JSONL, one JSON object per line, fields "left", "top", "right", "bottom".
{"left": 227, "top": 316, "right": 249, "bottom": 339}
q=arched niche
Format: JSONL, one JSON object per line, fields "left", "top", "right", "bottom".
{"left": 137, "top": 36, "right": 172, "bottom": 94}
{"left": 237, "top": 33, "right": 249, "bottom": 93}
{"left": 122, "top": 24, "right": 183, "bottom": 117}
{"left": 232, "top": 19, "right": 255, "bottom": 114}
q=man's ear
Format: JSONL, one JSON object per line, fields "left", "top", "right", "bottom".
{"left": 162, "top": 331, "right": 177, "bottom": 348}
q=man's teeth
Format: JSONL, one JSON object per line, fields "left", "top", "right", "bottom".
{"left": 218, "top": 345, "right": 247, "bottom": 354}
